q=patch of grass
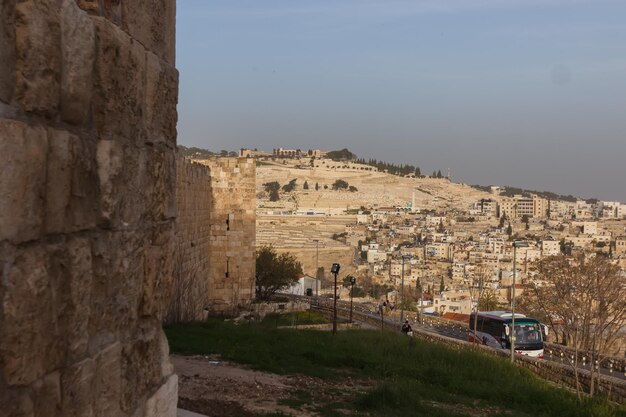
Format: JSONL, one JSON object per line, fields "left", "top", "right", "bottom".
{"left": 278, "top": 390, "right": 312, "bottom": 409}
{"left": 165, "top": 319, "right": 626, "bottom": 417}
{"left": 261, "top": 310, "right": 330, "bottom": 327}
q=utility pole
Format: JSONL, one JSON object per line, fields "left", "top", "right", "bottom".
{"left": 400, "top": 256, "right": 406, "bottom": 329}
{"left": 511, "top": 241, "right": 528, "bottom": 363}
{"left": 331, "top": 263, "right": 340, "bottom": 335}
{"left": 313, "top": 239, "right": 320, "bottom": 296}
{"left": 349, "top": 276, "right": 356, "bottom": 323}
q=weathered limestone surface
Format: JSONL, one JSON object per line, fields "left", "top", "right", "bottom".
{"left": 172, "top": 157, "right": 256, "bottom": 318}
{"left": 0, "top": 1, "right": 178, "bottom": 416}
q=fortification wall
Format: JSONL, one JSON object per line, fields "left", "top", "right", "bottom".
{"left": 175, "top": 157, "right": 256, "bottom": 316}
{"left": 200, "top": 157, "right": 257, "bottom": 312}
{"left": 170, "top": 158, "right": 212, "bottom": 322}
{"left": 0, "top": 1, "right": 178, "bottom": 416}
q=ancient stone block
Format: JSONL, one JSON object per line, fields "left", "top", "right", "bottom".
{"left": 89, "top": 231, "right": 143, "bottom": 352}
{"left": 122, "top": 0, "right": 176, "bottom": 65}
{"left": 1, "top": 387, "right": 34, "bottom": 417}
{"left": 61, "top": 358, "right": 95, "bottom": 417}
{"left": 32, "top": 372, "right": 61, "bottom": 417}
{"left": 144, "top": 374, "right": 178, "bottom": 417}
{"left": 14, "top": 0, "right": 61, "bottom": 116}
{"left": 0, "top": 243, "right": 64, "bottom": 386}
{"left": 60, "top": 0, "right": 95, "bottom": 125}
{"left": 0, "top": 119, "right": 47, "bottom": 243}
{"left": 67, "top": 134, "right": 99, "bottom": 230}
{"left": 0, "top": 0, "right": 16, "bottom": 103}
{"left": 145, "top": 52, "right": 178, "bottom": 147}
{"left": 45, "top": 129, "right": 72, "bottom": 234}
{"left": 121, "top": 320, "right": 162, "bottom": 413}
{"left": 93, "top": 342, "right": 122, "bottom": 417}
{"left": 92, "top": 16, "right": 145, "bottom": 143}
{"left": 96, "top": 139, "right": 146, "bottom": 226}
{"left": 46, "top": 129, "right": 98, "bottom": 234}
{"left": 143, "top": 145, "right": 176, "bottom": 222}
{"left": 64, "top": 237, "right": 93, "bottom": 360}
{"left": 142, "top": 223, "right": 175, "bottom": 317}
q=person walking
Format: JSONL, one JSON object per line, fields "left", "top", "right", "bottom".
{"left": 401, "top": 320, "right": 412, "bottom": 335}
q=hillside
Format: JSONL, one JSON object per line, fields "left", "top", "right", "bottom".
{"left": 255, "top": 158, "right": 492, "bottom": 277}
{"left": 256, "top": 158, "right": 490, "bottom": 213}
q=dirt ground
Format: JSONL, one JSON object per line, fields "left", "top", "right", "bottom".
{"left": 172, "top": 355, "right": 373, "bottom": 417}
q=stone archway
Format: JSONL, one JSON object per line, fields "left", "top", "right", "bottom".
{"left": 1, "top": 1, "right": 179, "bottom": 416}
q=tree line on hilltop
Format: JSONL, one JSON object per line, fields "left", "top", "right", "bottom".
{"left": 326, "top": 148, "right": 447, "bottom": 179}
{"left": 178, "top": 145, "right": 238, "bottom": 158}
{"left": 470, "top": 183, "right": 596, "bottom": 203}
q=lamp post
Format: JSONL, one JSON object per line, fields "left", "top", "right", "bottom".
{"left": 511, "top": 241, "right": 529, "bottom": 363}
{"left": 348, "top": 275, "right": 356, "bottom": 323}
{"left": 313, "top": 239, "right": 320, "bottom": 296}
{"left": 400, "top": 256, "right": 408, "bottom": 329}
{"left": 330, "top": 263, "right": 341, "bottom": 335}
{"left": 419, "top": 282, "right": 424, "bottom": 325}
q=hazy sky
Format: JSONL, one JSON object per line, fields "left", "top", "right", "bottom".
{"left": 176, "top": 0, "right": 626, "bottom": 201}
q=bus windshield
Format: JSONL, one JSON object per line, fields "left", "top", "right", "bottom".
{"left": 513, "top": 322, "right": 543, "bottom": 345}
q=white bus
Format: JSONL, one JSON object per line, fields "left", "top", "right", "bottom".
{"left": 469, "top": 311, "right": 547, "bottom": 358}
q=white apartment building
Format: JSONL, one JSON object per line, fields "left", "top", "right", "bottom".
{"left": 616, "top": 237, "right": 626, "bottom": 255}
{"left": 433, "top": 290, "right": 473, "bottom": 315}
{"left": 540, "top": 240, "right": 560, "bottom": 257}
{"left": 572, "top": 221, "right": 598, "bottom": 235}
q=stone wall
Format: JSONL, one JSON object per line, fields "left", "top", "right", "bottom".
{"left": 1, "top": 1, "right": 178, "bottom": 416}
{"left": 175, "top": 157, "right": 256, "bottom": 316}
{"left": 170, "top": 158, "right": 212, "bottom": 322}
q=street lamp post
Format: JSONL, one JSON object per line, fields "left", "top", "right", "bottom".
{"left": 419, "top": 282, "right": 424, "bottom": 325}
{"left": 330, "top": 263, "right": 341, "bottom": 335}
{"left": 313, "top": 239, "right": 320, "bottom": 296}
{"left": 400, "top": 256, "right": 407, "bottom": 329}
{"left": 511, "top": 241, "right": 529, "bottom": 363}
{"left": 348, "top": 275, "right": 356, "bottom": 323}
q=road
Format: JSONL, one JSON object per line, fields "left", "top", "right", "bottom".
{"left": 304, "top": 296, "right": 626, "bottom": 382}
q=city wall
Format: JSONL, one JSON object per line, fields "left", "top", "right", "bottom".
{"left": 1, "top": 1, "right": 178, "bottom": 416}
{"left": 174, "top": 156, "right": 256, "bottom": 317}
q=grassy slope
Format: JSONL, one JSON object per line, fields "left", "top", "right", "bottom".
{"left": 165, "top": 319, "right": 625, "bottom": 417}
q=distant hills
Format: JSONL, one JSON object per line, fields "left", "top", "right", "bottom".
{"left": 178, "top": 144, "right": 596, "bottom": 202}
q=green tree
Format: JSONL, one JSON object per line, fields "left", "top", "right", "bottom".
{"left": 315, "top": 182, "right": 319, "bottom": 191}
{"left": 282, "top": 179, "right": 297, "bottom": 192}
{"left": 348, "top": 185, "right": 358, "bottom": 192}
{"left": 478, "top": 289, "right": 499, "bottom": 311}
{"left": 332, "top": 179, "right": 349, "bottom": 190}
{"left": 506, "top": 223, "right": 513, "bottom": 236}
{"left": 256, "top": 246, "right": 303, "bottom": 300}
{"left": 439, "top": 276, "right": 445, "bottom": 293}
{"left": 499, "top": 213, "right": 507, "bottom": 228}
{"left": 263, "top": 181, "right": 280, "bottom": 193}
{"left": 326, "top": 148, "right": 356, "bottom": 161}
{"left": 437, "top": 220, "right": 445, "bottom": 233}
{"left": 303, "top": 180, "right": 309, "bottom": 190}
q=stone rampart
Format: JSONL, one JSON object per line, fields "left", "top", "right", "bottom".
{"left": 202, "top": 157, "right": 256, "bottom": 313}
{"left": 1, "top": 1, "right": 178, "bottom": 416}
{"left": 174, "top": 156, "right": 256, "bottom": 316}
